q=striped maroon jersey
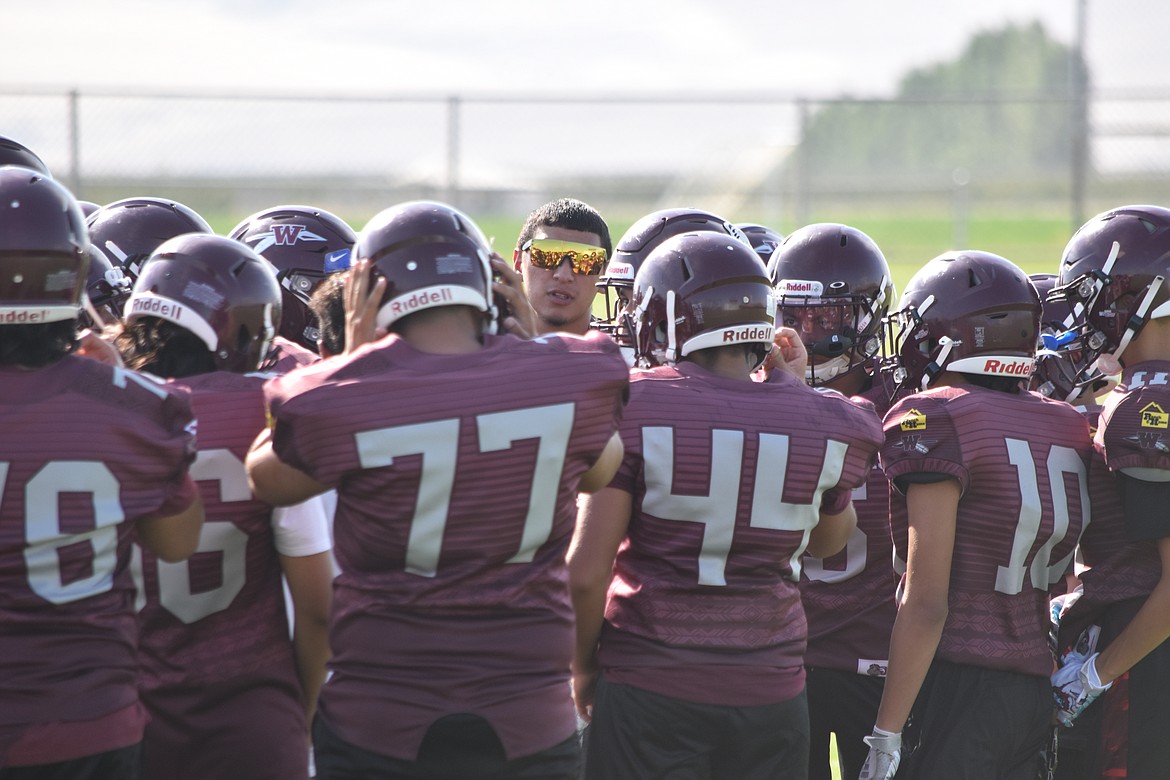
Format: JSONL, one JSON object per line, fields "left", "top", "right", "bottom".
{"left": 135, "top": 371, "right": 312, "bottom": 778}
{"left": 599, "top": 365, "right": 882, "bottom": 704}
{"left": 1070, "top": 362, "right": 1170, "bottom": 629}
{"left": 881, "top": 385, "right": 1092, "bottom": 676}
{"left": 264, "top": 330, "right": 627, "bottom": 761}
{"left": 0, "top": 356, "right": 196, "bottom": 763}
{"left": 800, "top": 381, "right": 898, "bottom": 676}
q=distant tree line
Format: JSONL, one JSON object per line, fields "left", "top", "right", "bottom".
{"left": 791, "top": 22, "right": 1089, "bottom": 181}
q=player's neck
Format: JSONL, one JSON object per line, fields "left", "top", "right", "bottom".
{"left": 1123, "top": 318, "right": 1170, "bottom": 367}
{"left": 685, "top": 347, "right": 754, "bottom": 382}
{"left": 397, "top": 307, "right": 484, "bottom": 355}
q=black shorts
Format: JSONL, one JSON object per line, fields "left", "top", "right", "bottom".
{"left": 806, "top": 667, "right": 885, "bottom": 780}
{"left": 313, "top": 713, "right": 580, "bottom": 780}
{"left": 0, "top": 744, "right": 140, "bottom": 780}
{"left": 904, "top": 660, "right": 1050, "bottom": 780}
{"left": 583, "top": 675, "right": 809, "bottom": 780}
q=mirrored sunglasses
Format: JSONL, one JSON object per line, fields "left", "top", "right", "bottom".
{"left": 522, "top": 238, "right": 608, "bottom": 276}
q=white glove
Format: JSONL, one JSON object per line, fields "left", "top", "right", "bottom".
{"left": 859, "top": 726, "right": 901, "bottom": 780}
{"left": 1052, "top": 650, "right": 1111, "bottom": 727}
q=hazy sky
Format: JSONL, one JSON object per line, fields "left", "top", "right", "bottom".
{"left": 7, "top": 1, "right": 1165, "bottom": 96}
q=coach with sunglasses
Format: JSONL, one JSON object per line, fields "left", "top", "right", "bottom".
{"left": 513, "top": 198, "right": 612, "bottom": 336}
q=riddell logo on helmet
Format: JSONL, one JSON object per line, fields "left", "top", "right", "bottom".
{"left": 722, "top": 326, "right": 771, "bottom": 343}
{"left": 0, "top": 308, "right": 52, "bottom": 323}
{"left": 130, "top": 297, "right": 184, "bottom": 319}
{"left": 982, "top": 359, "right": 1032, "bottom": 376}
{"left": 391, "top": 287, "right": 453, "bottom": 316}
{"left": 777, "top": 279, "right": 824, "bottom": 297}
{"left": 606, "top": 262, "right": 634, "bottom": 280}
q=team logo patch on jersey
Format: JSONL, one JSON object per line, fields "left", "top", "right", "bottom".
{"left": 900, "top": 408, "right": 927, "bottom": 431}
{"left": 894, "top": 434, "right": 936, "bottom": 454}
{"left": 1140, "top": 402, "right": 1169, "bottom": 429}
{"left": 1126, "top": 430, "right": 1170, "bottom": 452}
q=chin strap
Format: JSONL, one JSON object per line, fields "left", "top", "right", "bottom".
{"left": 1112, "top": 273, "right": 1165, "bottom": 364}
{"left": 921, "top": 335, "right": 959, "bottom": 391}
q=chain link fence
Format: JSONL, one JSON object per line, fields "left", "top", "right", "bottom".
{"left": 4, "top": 86, "right": 1170, "bottom": 235}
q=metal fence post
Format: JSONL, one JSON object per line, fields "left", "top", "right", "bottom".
{"left": 68, "top": 89, "right": 82, "bottom": 197}
{"left": 446, "top": 94, "right": 461, "bottom": 207}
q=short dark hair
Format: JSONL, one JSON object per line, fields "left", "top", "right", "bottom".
{"left": 309, "top": 273, "right": 347, "bottom": 357}
{"left": 115, "top": 318, "right": 216, "bottom": 378}
{"left": 0, "top": 321, "right": 78, "bottom": 367}
{"left": 515, "top": 198, "right": 611, "bottom": 258}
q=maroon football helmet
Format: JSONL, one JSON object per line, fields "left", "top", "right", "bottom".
{"left": 124, "top": 234, "right": 282, "bottom": 373}
{"left": 736, "top": 222, "right": 786, "bottom": 270}
{"left": 86, "top": 197, "right": 213, "bottom": 282}
{"left": 0, "top": 136, "right": 51, "bottom": 177}
{"left": 883, "top": 250, "right": 1040, "bottom": 401}
{"left": 353, "top": 200, "right": 495, "bottom": 332}
{"left": 630, "top": 231, "right": 775, "bottom": 369}
{"left": 229, "top": 205, "right": 355, "bottom": 351}
{"left": 0, "top": 167, "right": 89, "bottom": 324}
{"left": 596, "top": 207, "right": 749, "bottom": 345}
{"left": 80, "top": 245, "right": 132, "bottom": 328}
{"left": 1050, "top": 205, "right": 1170, "bottom": 389}
{"left": 768, "top": 223, "right": 895, "bottom": 387}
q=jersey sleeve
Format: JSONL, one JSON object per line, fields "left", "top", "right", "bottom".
{"left": 263, "top": 372, "right": 352, "bottom": 487}
{"left": 272, "top": 492, "right": 335, "bottom": 557}
{"left": 1098, "top": 385, "right": 1170, "bottom": 477}
{"left": 880, "top": 394, "right": 968, "bottom": 494}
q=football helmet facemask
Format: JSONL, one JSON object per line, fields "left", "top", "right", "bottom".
{"left": 1049, "top": 205, "right": 1170, "bottom": 391}
{"left": 769, "top": 223, "right": 895, "bottom": 387}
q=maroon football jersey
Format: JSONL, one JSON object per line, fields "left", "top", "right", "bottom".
{"left": 0, "top": 356, "right": 196, "bottom": 764}
{"left": 599, "top": 365, "right": 882, "bottom": 705}
{"left": 800, "top": 381, "right": 898, "bottom": 676}
{"left": 881, "top": 385, "right": 1092, "bottom": 677}
{"left": 136, "top": 371, "right": 309, "bottom": 779}
{"left": 1070, "top": 363, "right": 1170, "bottom": 628}
{"left": 264, "top": 330, "right": 627, "bottom": 761}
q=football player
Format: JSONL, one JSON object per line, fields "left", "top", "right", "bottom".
{"left": 245, "top": 200, "right": 628, "bottom": 779}
{"left": 512, "top": 197, "right": 611, "bottom": 336}
{"left": 86, "top": 196, "right": 213, "bottom": 286}
{"left": 0, "top": 166, "right": 203, "bottom": 777}
{"left": 594, "top": 207, "right": 749, "bottom": 358}
{"left": 860, "top": 251, "right": 1092, "bottom": 780}
{"left": 229, "top": 204, "right": 355, "bottom": 365}
{"left": 115, "top": 234, "right": 334, "bottom": 780}
{"left": 1045, "top": 205, "right": 1170, "bottom": 779}
{"left": 737, "top": 221, "right": 785, "bottom": 270}
{"left": 769, "top": 223, "right": 899, "bottom": 780}
{"left": 1030, "top": 272, "right": 1111, "bottom": 413}
{"left": 569, "top": 231, "right": 882, "bottom": 779}
{"left": 0, "top": 135, "right": 51, "bottom": 176}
